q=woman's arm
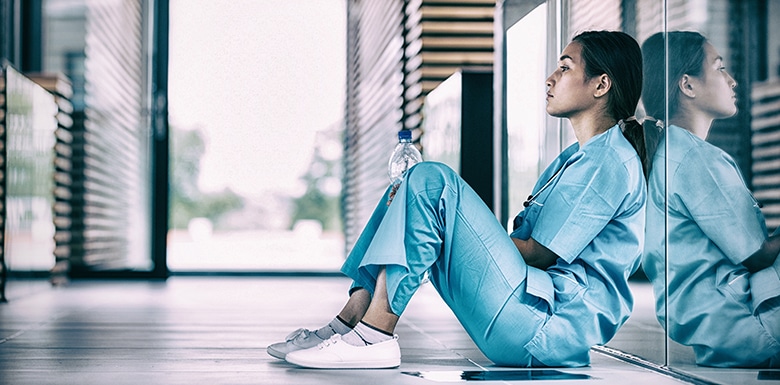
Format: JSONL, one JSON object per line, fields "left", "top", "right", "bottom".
{"left": 743, "top": 233, "right": 780, "bottom": 273}
{"left": 512, "top": 237, "right": 559, "bottom": 270}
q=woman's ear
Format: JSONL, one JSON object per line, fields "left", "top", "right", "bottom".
{"left": 594, "top": 74, "right": 612, "bottom": 98}
{"left": 679, "top": 74, "right": 695, "bottom": 98}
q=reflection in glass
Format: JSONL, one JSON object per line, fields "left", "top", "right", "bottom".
{"left": 422, "top": 71, "right": 462, "bottom": 172}
{"left": 505, "top": 3, "right": 547, "bottom": 228}
{"left": 641, "top": 31, "right": 780, "bottom": 368}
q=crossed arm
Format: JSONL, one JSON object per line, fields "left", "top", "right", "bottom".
{"left": 743, "top": 233, "right": 780, "bottom": 273}
{"left": 512, "top": 236, "right": 560, "bottom": 270}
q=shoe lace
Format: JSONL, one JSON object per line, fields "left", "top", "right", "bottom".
{"left": 284, "top": 328, "right": 312, "bottom": 342}
{"left": 317, "top": 335, "right": 340, "bottom": 350}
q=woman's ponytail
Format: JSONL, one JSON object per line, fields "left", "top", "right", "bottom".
{"left": 620, "top": 117, "right": 664, "bottom": 180}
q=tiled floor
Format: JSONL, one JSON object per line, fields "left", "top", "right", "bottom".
{"left": 0, "top": 276, "right": 772, "bottom": 384}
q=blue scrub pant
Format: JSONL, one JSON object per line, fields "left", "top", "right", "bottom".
{"left": 341, "top": 162, "right": 548, "bottom": 366}
{"left": 756, "top": 253, "right": 780, "bottom": 367}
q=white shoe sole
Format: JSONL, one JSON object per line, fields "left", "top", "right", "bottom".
{"left": 285, "top": 335, "right": 401, "bottom": 369}
{"left": 266, "top": 346, "right": 287, "bottom": 360}
{"left": 286, "top": 355, "right": 400, "bottom": 369}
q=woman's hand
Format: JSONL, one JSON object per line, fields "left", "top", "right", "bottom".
{"left": 512, "top": 237, "right": 559, "bottom": 270}
{"left": 743, "top": 233, "right": 780, "bottom": 273}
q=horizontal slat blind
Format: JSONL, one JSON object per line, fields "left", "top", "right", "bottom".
{"left": 751, "top": 80, "right": 780, "bottom": 231}
{"left": 28, "top": 73, "right": 74, "bottom": 283}
{"left": 0, "top": 66, "right": 60, "bottom": 286}
{"left": 0, "top": 67, "right": 7, "bottom": 298}
{"left": 404, "top": 0, "right": 494, "bottom": 130}
{"left": 70, "top": 0, "right": 149, "bottom": 270}
{"left": 569, "top": 0, "right": 622, "bottom": 35}
{"left": 344, "top": 0, "right": 406, "bottom": 252}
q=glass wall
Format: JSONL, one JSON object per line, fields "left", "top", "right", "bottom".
{"left": 658, "top": 1, "right": 780, "bottom": 383}
{"left": 499, "top": 0, "right": 778, "bottom": 383}
{"left": 3, "top": 67, "right": 58, "bottom": 272}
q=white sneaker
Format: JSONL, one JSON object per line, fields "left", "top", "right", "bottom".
{"left": 267, "top": 328, "right": 326, "bottom": 359}
{"left": 285, "top": 334, "right": 401, "bottom": 369}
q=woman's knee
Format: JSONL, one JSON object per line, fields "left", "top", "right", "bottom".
{"left": 405, "top": 161, "right": 460, "bottom": 188}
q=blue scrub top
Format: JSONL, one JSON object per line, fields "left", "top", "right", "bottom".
{"left": 642, "top": 125, "right": 780, "bottom": 367}
{"left": 510, "top": 125, "right": 646, "bottom": 366}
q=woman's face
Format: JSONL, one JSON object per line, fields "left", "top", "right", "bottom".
{"left": 686, "top": 43, "right": 738, "bottom": 119}
{"left": 544, "top": 42, "right": 602, "bottom": 119}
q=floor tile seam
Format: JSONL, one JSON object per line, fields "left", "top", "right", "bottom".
{"left": 0, "top": 293, "right": 112, "bottom": 346}
{"left": 0, "top": 310, "right": 74, "bottom": 345}
{"left": 591, "top": 345, "right": 717, "bottom": 385}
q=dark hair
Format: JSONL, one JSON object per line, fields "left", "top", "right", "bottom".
{"left": 641, "top": 31, "right": 708, "bottom": 120}
{"left": 573, "top": 31, "right": 653, "bottom": 179}
{"left": 640, "top": 31, "right": 708, "bottom": 176}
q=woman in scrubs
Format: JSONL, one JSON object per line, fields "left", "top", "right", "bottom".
{"left": 269, "top": 30, "right": 648, "bottom": 369}
{"left": 641, "top": 31, "right": 780, "bottom": 367}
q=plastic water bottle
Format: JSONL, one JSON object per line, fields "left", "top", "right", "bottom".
{"left": 387, "top": 130, "right": 422, "bottom": 205}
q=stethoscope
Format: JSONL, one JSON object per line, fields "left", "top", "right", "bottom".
{"left": 523, "top": 165, "right": 565, "bottom": 208}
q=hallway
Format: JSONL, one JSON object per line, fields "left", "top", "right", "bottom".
{"left": 0, "top": 277, "right": 736, "bottom": 384}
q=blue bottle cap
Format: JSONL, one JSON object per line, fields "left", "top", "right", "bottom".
{"left": 398, "top": 130, "right": 412, "bottom": 140}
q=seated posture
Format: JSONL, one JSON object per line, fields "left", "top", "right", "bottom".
{"left": 641, "top": 31, "right": 780, "bottom": 367}
{"left": 268, "top": 30, "right": 648, "bottom": 369}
